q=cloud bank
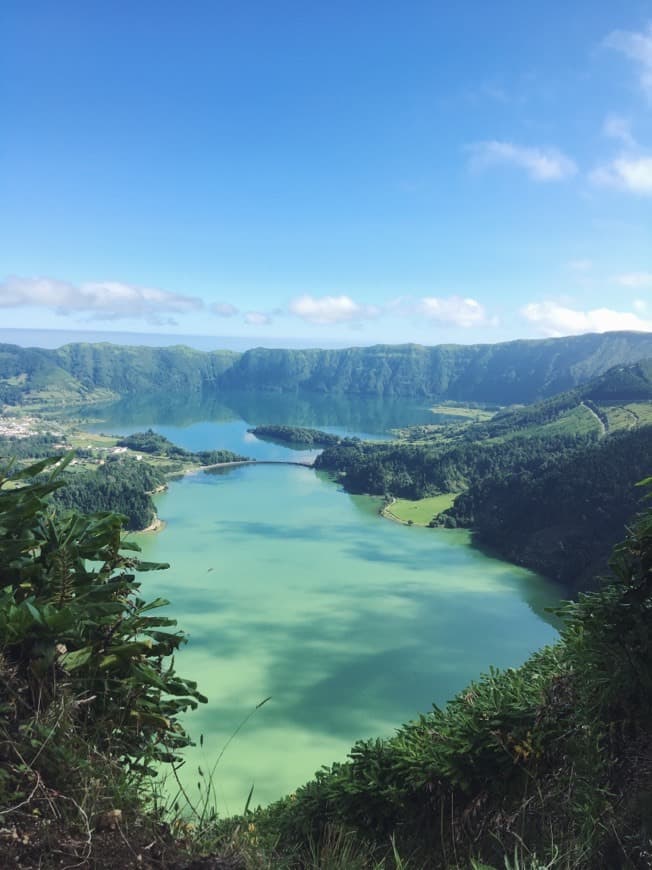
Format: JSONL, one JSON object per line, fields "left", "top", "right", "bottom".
{"left": 415, "top": 296, "right": 490, "bottom": 327}
{"left": 289, "top": 294, "right": 381, "bottom": 324}
{"left": 521, "top": 300, "right": 652, "bottom": 336}
{"left": 590, "top": 155, "right": 652, "bottom": 195}
{"left": 0, "top": 275, "right": 203, "bottom": 325}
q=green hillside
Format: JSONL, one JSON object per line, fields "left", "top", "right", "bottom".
{"left": 4, "top": 331, "right": 652, "bottom": 407}
{"left": 0, "top": 341, "right": 239, "bottom": 406}
{"left": 315, "top": 360, "right": 652, "bottom": 587}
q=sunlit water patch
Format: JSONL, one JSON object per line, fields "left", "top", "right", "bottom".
{"left": 132, "top": 463, "right": 562, "bottom": 813}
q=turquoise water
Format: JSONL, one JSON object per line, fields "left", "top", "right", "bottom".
{"left": 131, "top": 475, "right": 560, "bottom": 812}
{"left": 85, "top": 393, "right": 563, "bottom": 812}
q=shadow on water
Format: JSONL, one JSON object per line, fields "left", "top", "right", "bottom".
{"left": 101, "top": 397, "right": 565, "bottom": 806}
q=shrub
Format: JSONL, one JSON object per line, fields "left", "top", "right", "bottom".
{"left": 0, "top": 455, "right": 206, "bottom": 813}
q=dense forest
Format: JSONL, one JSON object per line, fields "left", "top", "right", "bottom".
{"left": 50, "top": 456, "right": 166, "bottom": 530}
{"left": 0, "top": 433, "right": 64, "bottom": 461}
{"left": 249, "top": 424, "right": 343, "bottom": 446}
{"left": 316, "top": 428, "right": 652, "bottom": 589}
{"left": 443, "top": 426, "right": 652, "bottom": 588}
{"left": 4, "top": 331, "right": 652, "bottom": 405}
{"left": 315, "top": 362, "right": 652, "bottom": 587}
{"left": 116, "top": 429, "right": 247, "bottom": 466}
{"left": 315, "top": 431, "right": 598, "bottom": 499}
{"left": 0, "top": 429, "right": 248, "bottom": 531}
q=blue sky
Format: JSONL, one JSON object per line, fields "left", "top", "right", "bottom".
{"left": 2, "top": 1, "right": 652, "bottom": 347}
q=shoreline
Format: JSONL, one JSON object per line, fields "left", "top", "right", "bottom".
{"left": 136, "top": 516, "right": 167, "bottom": 535}
{"left": 380, "top": 498, "right": 412, "bottom": 526}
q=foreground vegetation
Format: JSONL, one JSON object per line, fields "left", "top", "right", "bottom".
{"left": 1, "top": 457, "right": 652, "bottom": 867}
{"left": 0, "top": 457, "right": 207, "bottom": 867}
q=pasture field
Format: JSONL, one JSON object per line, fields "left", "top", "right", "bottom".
{"left": 385, "top": 493, "right": 457, "bottom": 525}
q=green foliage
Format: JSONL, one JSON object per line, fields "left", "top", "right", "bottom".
{"left": 447, "top": 426, "right": 652, "bottom": 588}
{"left": 0, "top": 433, "right": 64, "bottom": 461}
{"left": 4, "top": 335, "right": 652, "bottom": 406}
{"left": 249, "top": 424, "right": 344, "bottom": 447}
{"left": 585, "top": 359, "right": 652, "bottom": 401}
{"left": 50, "top": 455, "right": 166, "bottom": 530}
{"left": 315, "top": 432, "right": 593, "bottom": 501}
{"left": 116, "top": 428, "right": 190, "bottom": 457}
{"left": 0, "top": 457, "right": 206, "bottom": 807}
{"left": 218, "top": 339, "right": 652, "bottom": 402}
{"left": 561, "top": 480, "right": 652, "bottom": 723}
{"left": 115, "top": 429, "right": 247, "bottom": 467}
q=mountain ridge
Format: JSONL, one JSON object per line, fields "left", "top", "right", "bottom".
{"left": 3, "top": 330, "right": 652, "bottom": 406}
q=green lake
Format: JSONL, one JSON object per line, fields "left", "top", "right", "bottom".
{"left": 89, "top": 392, "right": 563, "bottom": 813}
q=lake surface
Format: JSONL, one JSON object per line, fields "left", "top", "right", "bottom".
{"left": 85, "top": 391, "right": 563, "bottom": 813}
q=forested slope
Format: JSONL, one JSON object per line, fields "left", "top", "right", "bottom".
{"left": 0, "top": 342, "right": 238, "bottom": 404}
{"left": 4, "top": 330, "right": 652, "bottom": 405}
{"left": 219, "top": 332, "right": 652, "bottom": 401}
{"left": 316, "top": 360, "right": 652, "bottom": 587}
{"left": 445, "top": 427, "right": 652, "bottom": 588}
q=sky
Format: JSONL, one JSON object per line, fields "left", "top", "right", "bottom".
{"left": 2, "top": 1, "right": 652, "bottom": 348}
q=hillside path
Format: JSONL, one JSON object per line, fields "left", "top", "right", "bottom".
{"left": 581, "top": 401, "right": 607, "bottom": 437}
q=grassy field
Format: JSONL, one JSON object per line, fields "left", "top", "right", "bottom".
{"left": 384, "top": 493, "right": 457, "bottom": 525}
{"left": 429, "top": 403, "right": 495, "bottom": 420}
{"left": 625, "top": 401, "right": 652, "bottom": 425}
{"left": 600, "top": 403, "right": 639, "bottom": 430}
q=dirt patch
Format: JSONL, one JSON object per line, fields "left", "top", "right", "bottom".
{"left": 0, "top": 810, "right": 245, "bottom": 869}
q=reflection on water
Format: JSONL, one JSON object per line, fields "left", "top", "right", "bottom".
{"left": 78, "top": 389, "right": 440, "bottom": 436}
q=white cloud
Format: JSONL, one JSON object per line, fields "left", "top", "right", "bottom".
{"left": 521, "top": 300, "right": 652, "bottom": 336}
{"left": 602, "top": 114, "right": 636, "bottom": 148}
{"left": 634, "top": 299, "right": 648, "bottom": 313}
{"left": 615, "top": 272, "right": 652, "bottom": 289}
{"left": 244, "top": 310, "right": 272, "bottom": 325}
{"left": 590, "top": 155, "right": 652, "bottom": 194}
{"left": 416, "top": 296, "right": 490, "bottom": 327}
{"left": 288, "top": 294, "right": 380, "bottom": 324}
{"left": 210, "top": 302, "right": 239, "bottom": 317}
{"left": 0, "top": 275, "right": 203, "bottom": 324}
{"left": 604, "top": 23, "right": 652, "bottom": 99}
{"left": 467, "top": 141, "right": 577, "bottom": 181}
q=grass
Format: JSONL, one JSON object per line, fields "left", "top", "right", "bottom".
{"left": 67, "top": 431, "right": 118, "bottom": 449}
{"left": 625, "top": 401, "right": 652, "bottom": 424}
{"left": 486, "top": 404, "right": 603, "bottom": 444}
{"left": 599, "top": 404, "right": 638, "bottom": 431}
{"left": 429, "top": 404, "right": 496, "bottom": 420}
{"left": 384, "top": 493, "right": 457, "bottom": 525}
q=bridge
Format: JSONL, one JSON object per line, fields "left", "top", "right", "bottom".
{"left": 197, "top": 458, "right": 315, "bottom": 472}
